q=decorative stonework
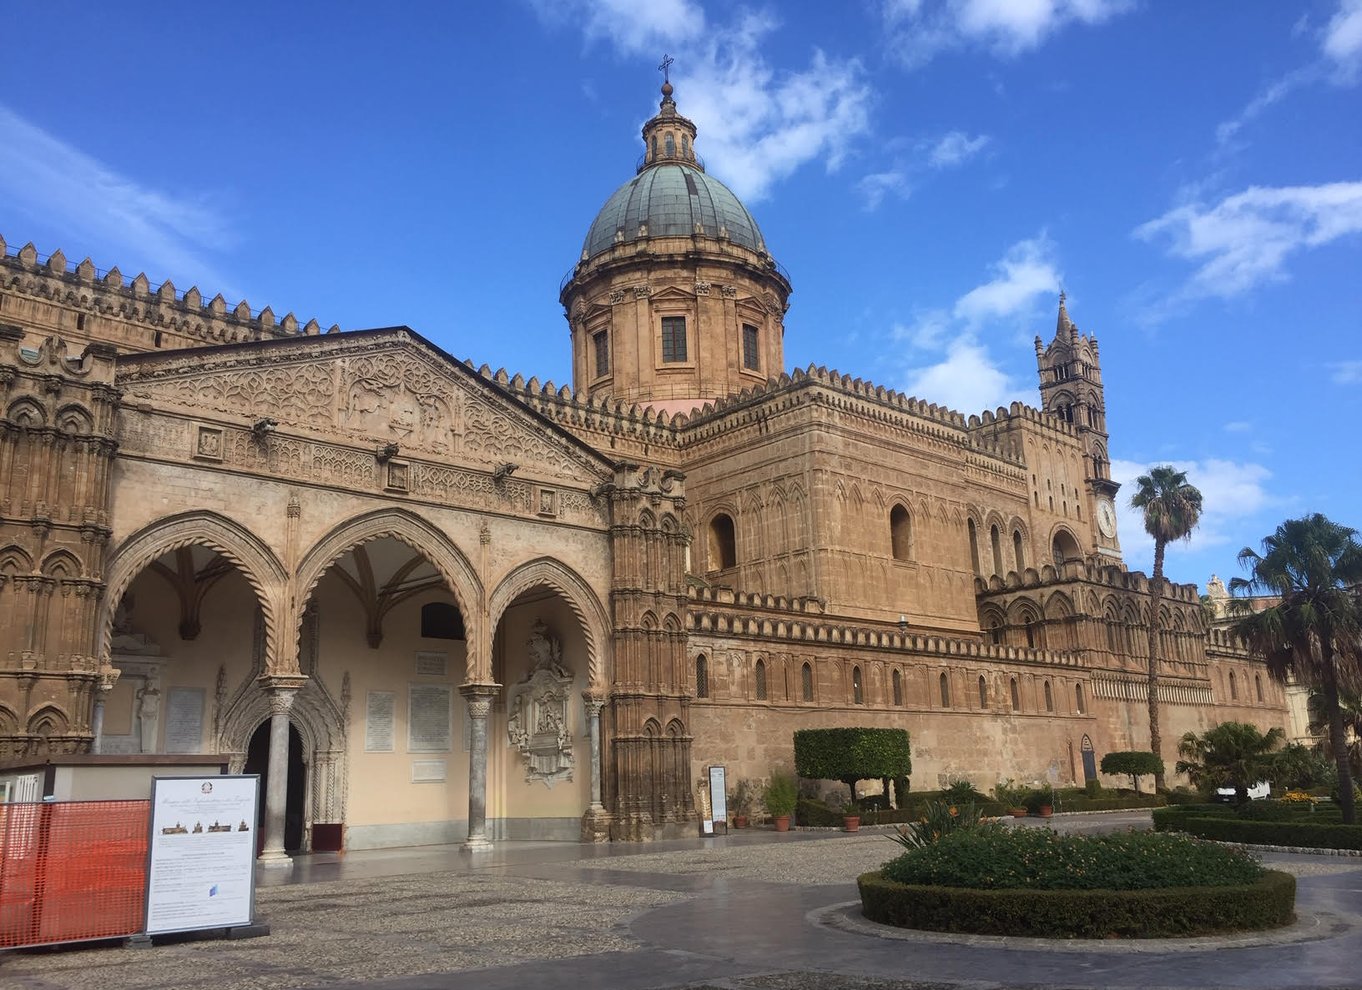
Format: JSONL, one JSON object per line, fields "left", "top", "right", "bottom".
{"left": 506, "top": 620, "right": 575, "bottom": 787}
{"left": 194, "top": 425, "right": 224, "bottom": 461}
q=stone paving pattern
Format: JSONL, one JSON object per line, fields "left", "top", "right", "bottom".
{"left": 6, "top": 813, "right": 1362, "bottom": 990}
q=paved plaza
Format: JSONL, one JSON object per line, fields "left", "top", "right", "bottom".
{"left": 5, "top": 812, "right": 1362, "bottom": 990}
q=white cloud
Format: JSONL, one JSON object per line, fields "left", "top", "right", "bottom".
{"left": 883, "top": 0, "right": 1133, "bottom": 67}
{"left": 530, "top": 4, "right": 872, "bottom": 202}
{"left": 858, "top": 169, "right": 913, "bottom": 210}
{"left": 0, "top": 103, "right": 235, "bottom": 294}
{"left": 928, "top": 130, "right": 991, "bottom": 168}
{"left": 1214, "top": 66, "right": 1319, "bottom": 149}
{"left": 903, "top": 339, "right": 1017, "bottom": 413}
{"left": 1329, "top": 360, "right": 1362, "bottom": 384}
{"left": 1324, "top": 0, "right": 1362, "bottom": 77}
{"left": 531, "top": 0, "right": 705, "bottom": 54}
{"left": 1222, "top": 421, "right": 1252, "bottom": 433}
{"left": 894, "top": 236, "right": 1059, "bottom": 413}
{"left": 1135, "top": 182, "right": 1362, "bottom": 298}
{"left": 1110, "top": 457, "right": 1278, "bottom": 574}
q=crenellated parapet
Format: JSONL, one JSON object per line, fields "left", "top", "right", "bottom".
{"left": 0, "top": 235, "right": 339, "bottom": 355}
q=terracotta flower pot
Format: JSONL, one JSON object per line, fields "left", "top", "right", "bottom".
{"left": 772, "top": 815, "right": 791, "bottom": 832}
{"left": 733, "top": 815, "right": 749, "bottom": 829}
{"left": 843, "top": 814, "right": 861, "bottom": 832}
{"left": 1011, "top": 808, "right": 1028, "bottom": 818}
{"left": 1038, "top": 805, "right": 1053, "bottom": 818}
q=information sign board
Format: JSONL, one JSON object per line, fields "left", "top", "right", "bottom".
{"left": 145, "top": 775, "right": 258, "bottom": 935}
{"left": 708, "top": 765, "right": 727, "bottom": 826}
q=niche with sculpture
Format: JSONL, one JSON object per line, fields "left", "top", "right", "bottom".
{"left": 506, "top": 620, "right": 575, "bottom": 786}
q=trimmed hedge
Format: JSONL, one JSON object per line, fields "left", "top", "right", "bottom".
{"left": 857, "top": 869, "right": 1296, "bottom": 938}
{"left": 793, "top": 728, "right": 911, "bottom": 791}
{"left": 1051, "top": 793, "right": 1166, "bottom": 812}
{"left": 797, "top": 790, "right": 1164, "bottom": 826}
{"left": 1154, "top": 812, "right": 1362, "bottom": 850}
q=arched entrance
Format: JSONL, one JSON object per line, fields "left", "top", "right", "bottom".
{"left": 245, "top": 721, "right": 305, "bottom": 852}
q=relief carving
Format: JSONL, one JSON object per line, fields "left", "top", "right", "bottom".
{"left": 506, "top": 620, "right": 575, "bottom": 787}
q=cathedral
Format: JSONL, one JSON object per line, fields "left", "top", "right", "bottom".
{"left": 0, "top": 80, "right": 1285, "bottom": 855}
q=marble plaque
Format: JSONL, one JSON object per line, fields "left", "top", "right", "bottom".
{"left": 365, "top": 691, "right": 396, "bottom": 752}
{"left": 164, "top": 688, "right": 204, "bottom": 754}
{"left": 411, "top": 760, "right": 447, "bottom": 783}
{"left": 408, "top": 684, "right": 452, "bottom": 753}
{"left": 414, "top": 651, "right": 447, "bottom": 677}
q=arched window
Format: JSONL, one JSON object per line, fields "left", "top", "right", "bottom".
{"left": 420, "top": 602, "right": 465, "bottom": 640}
{"left": 801, "top": 662, "right": 814, "bottom": 701}
{"left": 978, "top": 675, "right": 988, "bottom": 708}
{"left": 1052, "top": 529, "right": 1081, "bottom": 564}
{"left": 990, "top": 525, "right": 1003, "bottom": 576}
{"left": 1043, "top": 680, "right": 1054, "bottom": 712}
{"left": 967, "top": 518, "right": 981, "bottom": 574}
{"left": 1075, "top": 683, "right": 1086, "bottom": 713}
{"left": 1255, "top": 674, "right": 1264, "bottom": 703}
{"left": 1012, "top": 530, "right": 1025, "bottom": 571}
{"left": 939, "top": 672, "right": 951, "bottom": 707}
{"left": 1022, "top": 611, "right": 1039, "bottom": 649}
{"left": 987, "top": 618, "right": 1003, "bottom": 645}
{"left": 651, "top": 135, "right": 658, "bottom": 159}
{"left": 892, "top": 669, "right": 903, "bottom": 706}
{"left": 682, "top": 134, "right": 690, "bottom": 157}
{"left": 1010, "top": 677, "right": 1020, "bottom": 711}
{"left": 665, "top": 132, "right": 676, "bottom": 156}
{"left": 695, "top": 655, "right": 709, "bottom": 699}
{"left": 708, "top": 513, "right": 736, "bottom": 570}
{"left": 754, "top": 659, "right": 767, "bottom": 700}
{"left": 1105, "top": 617, "right": 1121, "bottom": 654}
{"left": 1229, "top": 670, "right": 1238, "bottom": 701}
{"left": 890, "top": 504, "right": 913, "bottom": 560}
{"left": 852, "top": 666, "right": 864, "bottom": 705}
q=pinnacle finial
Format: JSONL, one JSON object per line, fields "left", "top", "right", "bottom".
{"left": 658, "top": 53, "right": 675, "bottom": 102}
{"left": 1056, "top": 290, "right": 1073, "bottom": 336}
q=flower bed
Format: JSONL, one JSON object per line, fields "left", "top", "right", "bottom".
{"left": 859, "top": 828, "right": 1295, "bottom": 938}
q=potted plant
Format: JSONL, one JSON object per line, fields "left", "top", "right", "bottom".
{"left": 993, "top": 779, "right": 1029, "bottom": 818}
{"left": 793, "top": 727, "right": 911, "bottom": 835}
{"left": 763, "top": 771, "right": 798, "bottom": 832}
{"left": 730, "top": 779, "right": 755, "bottom": 828}
{"left": 1025, "top": 784, "right": 1055, "bottom": 818}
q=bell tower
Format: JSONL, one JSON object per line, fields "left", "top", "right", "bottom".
{"left": 1036, "top": 295, "right": 1122, "bottom": 559}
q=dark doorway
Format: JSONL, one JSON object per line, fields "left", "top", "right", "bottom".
{"left": 244, "top": 721, "right": 305, "bottom": 853}
{"left": 1080, "top": 734, "right": 1097, "bottom": 784}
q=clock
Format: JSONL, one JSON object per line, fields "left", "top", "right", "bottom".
{"left": 1096, "top": 498, "right": 1117, "bottom": 539}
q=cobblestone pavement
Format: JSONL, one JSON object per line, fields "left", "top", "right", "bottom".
{"left": 5, "top": 812, "right": 1362, "bottom": 990}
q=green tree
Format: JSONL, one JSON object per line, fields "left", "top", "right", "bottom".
{"left": 793, "top": 727, "right": 911, "bottom": 808}
{"left": 1130, "top": 466, "right": 1204, "bottom": 790}
{"left": 1099, "top": 750, "right": 1164, "bottom": 793}
{"left": 1230, "top": 514, "right": 1362, "bottom": 823}
{"left": 1176, "top": 721, "right": 1285, "bottom": 804}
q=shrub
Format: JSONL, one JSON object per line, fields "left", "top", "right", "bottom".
{"left": 858, "top": 870, "right": 1295, "bottom": 938}
{"left": 1023, "top": 784, "right": 1055, "bottom": 814}
{"left": 882, "top": 827, "right": 1264, "bottom": 891}
{"left": 890, "top": 800, "right": 999, "bottom": 850}
{"left": 796, "top": 797, "right": 839, "bottom": 827}
{"left": 1237, "top": 799, "right": 1301, "bottom": 822}
{"left": 1100, "top": 751, "right": 1165, "bottom": 793}
{"left": 993, "top": 779, "right": 1028, "bottom": 808}
{"left": 763, "top": 772, "right": 798, "bottom": 818}
{"left": 1154, "top": 813, "right": 1362, "bottom": 850}
{"left": 1051, "top": 793, "right": 1166, "bottom": 812}
{"left": 1084, "top": 778, "right": 1102, "bottom": 798}
{"left": 942, "top": 779, "right": 983, "bottom": 803}
{"left": 794, "top": 728, "right": 911, "bottom": 807}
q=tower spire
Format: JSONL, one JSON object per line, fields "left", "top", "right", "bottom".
{"left": 640, "top": 59, "right": 702, "bottom": 172}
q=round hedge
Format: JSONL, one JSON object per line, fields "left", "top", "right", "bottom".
{"left": 857, "top": 869, "right": 1297, "bottom": 938}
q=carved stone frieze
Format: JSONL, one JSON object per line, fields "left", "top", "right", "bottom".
{"left": 506, "top": 620, "right": 575, "bottom": 787}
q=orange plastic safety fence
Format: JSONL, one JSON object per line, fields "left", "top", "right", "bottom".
{"left": 0, "top": 799, "right": 151, "bottom": 948}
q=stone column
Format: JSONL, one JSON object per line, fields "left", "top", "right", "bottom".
{"left": 461, "top": 685, "right": 497, "bottom": 850}
{"left": 91, "top": 659, "right": 120, "bottom": 755}
{"left": 258, "top": 675, "right": 307, "bottom": 870}
{"left": 580, "top": 693, "right": 611, "bottom": 842}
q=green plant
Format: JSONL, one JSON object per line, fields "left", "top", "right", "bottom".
{"left": 883, "top": 827, "right": 1264, "bottom": 891}
{"left": 730, "top": 779, "right": 756, "bottom": 816}
{"left": 793, "top": 727, "right": 911, "bottom": 808}
{"left": 1099, "top": 751, "right": 1165, "bottom": 794}
{"left": 1131, "top": 465, "right": 1205, "bottom": 791}
{"left": 762, "top": 772, "right": 798, "bottom": 818}
{"left": 941, "top": 779, "right": 983, "bottom": 803}
{"left": 1153, "top": 811, "right": 1362, "bottom": 851}
{"left": 1229, "top": 514, "right": 1362, "bottom": 824}
{"left": 1024, "top": 784, "right": 1054, "bottom": 813}
{"left": 889, "top": 800, "right": 998, "bottom": 850}
{"left": 1176, "top": 721, "right": 1285, "bottom": 805}
{"left": 1275, "top": 742, "right": 1335, "bottom": 791}
{"left": 858, "top": 870, "right": 1295, "bottom": 938}
{"left": 1084, "top": 778, "right": 1102, "bottom": 798}
{"left": 992, "top": 779, "right": 1028, "bottom": 808}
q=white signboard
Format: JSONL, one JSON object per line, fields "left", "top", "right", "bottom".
{"left": 145, "top": 775, "right": 258, "bottom": 935}
{"left": 708, "top": 765, "right": 728, "bottom": 825}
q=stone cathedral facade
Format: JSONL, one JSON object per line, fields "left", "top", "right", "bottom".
{"left": 0, "top": 82, "right": 1285, "bottom": 852}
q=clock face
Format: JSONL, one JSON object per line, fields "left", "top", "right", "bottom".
{"left": 1097, "top": 499, "right": 1117, "bottom": 539}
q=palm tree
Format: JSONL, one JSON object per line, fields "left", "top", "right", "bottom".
{"left": 1230, "top": 514, "right": 1362, "bottom": 823}
{"left": 1130, "top": 466, "right": 1204, "bottom": 790}
{"left": 1175, "top": 721, "right": 1284, "bottom": 805}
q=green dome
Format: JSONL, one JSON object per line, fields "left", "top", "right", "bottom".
{"left": 582, "top": 163, "right": 767, "bottom": 262}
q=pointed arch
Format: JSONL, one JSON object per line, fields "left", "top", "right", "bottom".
{"left": 102, "top": 510, "right": 287, "bottom": 669}
{"left": 27, "top": 703, "right": 71, "bottom": 737}
{"left": 489, "top": 556, "right": 611, "bottom": 687}
{"left": 40, "top": 548, "right": 84, "bottom": 578}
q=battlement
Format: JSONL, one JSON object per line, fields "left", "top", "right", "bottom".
{"left": 973, "top": 557, "right": 1203, "bottom": 605}
{"left": 968, "top": 400, "right": 1079, "bottom": 440}
{"left": 0, "top": 235, "right": 339, "bottom": 350}
{"left": 686, "top": 584, "right": 1083, "bottom": 667}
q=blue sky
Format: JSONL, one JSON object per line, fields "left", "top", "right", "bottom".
{"left": 2, "top": 2, "right": 1359, "bottom": 591}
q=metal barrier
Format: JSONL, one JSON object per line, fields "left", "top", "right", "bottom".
{"left": 0, "top": 800, "right": 151, "bottom": 948}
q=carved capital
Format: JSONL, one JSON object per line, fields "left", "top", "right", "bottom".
{"left": 460, "top": 682, "right": 499, "bottom": 721}
{"left": 582, "top": 696, "right": 605, "bottom": 718}
{"left": 258, "top": 674, "right": 308, "bottom": 715}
